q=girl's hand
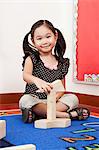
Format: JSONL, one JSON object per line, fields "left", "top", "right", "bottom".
{"left": 34, "top": 77, "right": 53, "bottom": 94}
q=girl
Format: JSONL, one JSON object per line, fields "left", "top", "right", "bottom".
{"left": 19, "top": 20, "right": 90, "bottom": 123}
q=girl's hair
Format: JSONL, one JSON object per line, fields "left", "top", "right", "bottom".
{"left": 22, "top": 20, "right": 66, "bottom": 67}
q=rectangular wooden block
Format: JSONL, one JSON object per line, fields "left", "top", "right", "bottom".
{"left": 52, "top": 80, "right": 65, "bottom": 92}
{"left": 0, "top": 120, "right": 6, "bottom": 139}
{"left": 47, "top": 91, "right": 56, "bottom": 120}
{"left": 35, "top": 118, "right": 71, "bottom": 129}
{"left": 1, "top": 144, "right": 36, "bottom": 150}
{"left": 47, "top": 80, "right": 65, "bottom": 120}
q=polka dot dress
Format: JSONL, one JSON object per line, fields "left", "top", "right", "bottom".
{"left": 25, "top": 53, "right": 70, "bottom": 99}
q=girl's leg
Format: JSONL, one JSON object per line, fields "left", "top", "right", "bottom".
{"left": 56, "top": 101, "right": 90, "bottom": 120}
{"left": 56, "top": 94, "right": 90, "bottom": 120}
{"left": 32, "top": 94, "right": 79, "bottom": 118}
{"left": 19, "top": 94, "right": 47, "bottom": 122}
{"left": 58, "top": 94, "right": 79, "bottom": 112}
{"left": 32, "top": 103, "right": 47, "bottom": 118}
{"left": 56, "top": 101, "right": 70, "bottom": 118}
{"left": 32, "top": 99, "right": 78, "bottom": 119}
{"left": 56, "top": 101, "right": 77, "bottom": 118}
{"left": 55, "top": 94, "right": 79, "bottom": 118}
{"left": 32, "top": 102, "right": 69, "bottom": 118}
{"left": 32, "top": 101, "right": 69, "bottom": 118}
{"left": 32, "top": 94, "right": 90, "bottom": 120}
{"left": 19, "top": 94, "right": 89, "bottom": 121}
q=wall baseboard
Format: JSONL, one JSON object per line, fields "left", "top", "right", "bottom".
{"left": 0, "top": 92, "right": 99, "bottom": 107}
{"left": 75, "top": 93, "right": 99, "bottom": 107}
{"left": 0, "top": 93, "right": 23, "bottom": 104}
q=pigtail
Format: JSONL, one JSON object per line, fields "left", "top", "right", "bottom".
{"left": 54, "top": 28, "right": 66, "bottom": 62}
{"left": 22, "top": 31, "right": 39, "bottom": 68}
{"left": 23, "top": 31, "right": 31, "bottom": 54}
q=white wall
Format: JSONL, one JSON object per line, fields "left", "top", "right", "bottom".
{"left": 0, "top": 0, "right": 99, "bottom": 96}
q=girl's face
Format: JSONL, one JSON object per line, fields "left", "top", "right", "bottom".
{"left": 32, "top": 25, "right": 58, "bottom": 54}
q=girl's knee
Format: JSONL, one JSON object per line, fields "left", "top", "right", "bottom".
{"left": 62, "top": 93, "right": 79, "bottom": 103}
{"left": 19, "top": 94, "right": 33, "bottom": 109}
{"left": 70, "top": 94, "right": 79, "bottom": 104}
{"left": 59, "top": 94, "right": 79, "bottom": 111}
{"left": 19, "top": 95, "right": 26, "bottom": 109}
{"left": 68, "top": 94, "right": 79, "bottom": 107}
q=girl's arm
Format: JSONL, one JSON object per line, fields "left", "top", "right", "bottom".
{"left": 23, "top": 56, "right": 35, "bottom": 84}
{"left": 56, "top": 79, "right": 65, "bottom": 101}
{"left": 23, "top": 56, "right": 53, "bottom": 93}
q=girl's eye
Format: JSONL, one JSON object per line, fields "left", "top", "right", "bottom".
{"left": 37, "top": 37, "right": 42, "bottom": 40}
{"left": 47, "top": 35, "right": 51, "bottom": 38}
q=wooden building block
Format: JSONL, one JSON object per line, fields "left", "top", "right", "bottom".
{"left": 34, "top": 80, "right": 71, "bottom": 129}
{"left": 35, "top": 118, "right": 71, "bottom": 129}
{"left": 47, "top": 91, "right": 56, "bottom": 120}
{"left": 52, "top": 79, "right": 65, "bottom": 92}
{"left": 0, "top": 120, "right": 6, "bottom": 139}
{"left": 1, "top": 144, "right": 36, "bottom": 150}
{"left": 47, "top": 80, "right": 65, "bottom": 120}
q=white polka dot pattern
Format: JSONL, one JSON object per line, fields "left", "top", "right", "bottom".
{"left": 25, "top": 54, "right": 69, "bottom": 99}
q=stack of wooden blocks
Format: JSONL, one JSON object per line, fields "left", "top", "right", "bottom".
{"left": 35, "top": 80, "right": 71, "bottom": 129}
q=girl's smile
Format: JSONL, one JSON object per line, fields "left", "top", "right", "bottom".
{"left": 40, "top": 44, "right": 51, "bottom": 48}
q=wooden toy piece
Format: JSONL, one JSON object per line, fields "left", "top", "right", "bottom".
{"left": 47, "top": 91, "right": 56, "bottom": 120}
{"left": 34, "top": 117, "right": 71, "bottom": 129}
{"left": 47, "top": 80, "right": 65, "bottom": 120}
{"left": 1, "top": 144, "right": 36, "bottom": 150}
{"left": 35, "top": 80, "right": 71, "bottom": 129}
{"left": 50, "top": 79, "right": 65, "bottom": 92}
{"left": 0, "top": 120, "right": 6, "bottom": 139}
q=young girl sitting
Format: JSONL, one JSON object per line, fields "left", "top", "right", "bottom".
{"left": 19, "top": 20, "right": 90, "bottom": 123}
